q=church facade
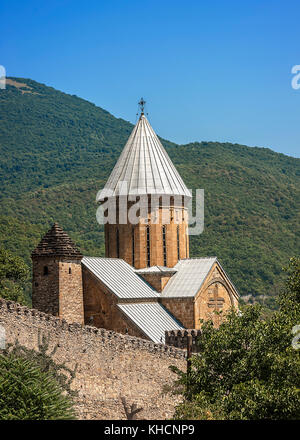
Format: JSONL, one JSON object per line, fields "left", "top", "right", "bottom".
{"left": 32, "top": 106, "right": 239, "bottom": 344}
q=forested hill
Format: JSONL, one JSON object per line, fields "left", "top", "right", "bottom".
{"left": 0, "top": 77, "right": 299, "bottom": 308}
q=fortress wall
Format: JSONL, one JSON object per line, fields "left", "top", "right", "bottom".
{"left": 0, "top": 299, "right": 185, "bottom": 420}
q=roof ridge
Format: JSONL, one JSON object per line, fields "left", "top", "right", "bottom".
{"left": 81, "top": 257, "right": 159, "bottom": 300}
{"left": 181, "top": 256, "right": 217, "bottom": 260}
{"left": 83, "top": 256, "right": 126, "bottom": 260}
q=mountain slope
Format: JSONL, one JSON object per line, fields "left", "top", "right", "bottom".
{"left": 0, "top": 77, "right": 299, "bottom": 308}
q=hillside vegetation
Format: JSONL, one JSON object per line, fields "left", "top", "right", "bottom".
{"left": 0, "top": 77, "right": 299, "bottom": 308}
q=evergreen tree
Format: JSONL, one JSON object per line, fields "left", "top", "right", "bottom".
{"left": 0, "top": 354, "right": 75, "bottom": 420}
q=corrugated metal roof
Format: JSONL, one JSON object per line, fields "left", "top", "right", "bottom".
{"left": 117, "top": 302, "right": 184, "bottom": 343}
{"left": 97, "top": 114, "right": 191, "bottom": 200}
{"left": 135, "top": 265, "right": 177, "bottom": 274}
{"left": 162, "top": 258, "right": 217, "bottom": 298}
{"left": 82, "top": 257, "right": 159, "bottom": 299}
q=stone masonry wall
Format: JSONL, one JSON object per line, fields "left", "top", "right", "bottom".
{"left": 59, "top": 260, "right": 84, "bottom": 325}
{"left": 0, "top": 299, "right": 186, "bottom": 420}
{"left": 160, "top": 297, "right": 195, "bottom": 328}
{"left": 105, "top": 200, "right": 189, "bottom": 269}
{"left": 138, "top": 272, "right": 174, "bottom": 292}
{"left": 165, "top": 329, "right": 202, "bottom": 353}
{"left": 32, "top": 257, "right": 59, "bottom": 316}
{"left": 32, "top": 257, "right": 84, "bottom": 325}
{"left": 82, "top": 266, "right": 146, "bottom": 339}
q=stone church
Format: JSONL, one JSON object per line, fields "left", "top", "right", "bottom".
{"left": 32, "top": 105, "right": 239, "bottom": 343}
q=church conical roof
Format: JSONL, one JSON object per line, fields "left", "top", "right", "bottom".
{"left": 32, "top": 223, "right": 83, "bottom": 259}
{"left": 97, "top": 114, "right": 191, "bottom": 200}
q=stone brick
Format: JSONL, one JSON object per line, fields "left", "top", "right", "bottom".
{"left": 104, "top": 196, "right": 189, "bottom": 269}
{"left": 32, "top": 224, "right": 84, "bottom": 325}
{"left": 160, "top": 298, "right": 195, "bottom": 328}
{"left": 82, "top": 266, "right": 146, "bottom": 338}
{"left": 0, "top": 298, "right": 186, "bottom": 420}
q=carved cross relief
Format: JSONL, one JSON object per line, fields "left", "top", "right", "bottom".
{"left": 206, "top": 283, "right": 225, "bottom": 326}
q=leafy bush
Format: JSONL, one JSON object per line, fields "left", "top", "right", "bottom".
{"left": 171, "top": 258, "right": 300, "bottom": 420}
{"left": 0, "top": 354, "right": 75, "bottom": 420}
{"left": 0, "top": 248, "right": 30, "bottom": 305}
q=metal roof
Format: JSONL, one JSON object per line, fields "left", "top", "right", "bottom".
{"left": 97, "top": 114, "right": 191, "bottom": 200}
{"left": 135, "top": 265, "right": 177, "bottom": 274}
{"left": 161, "top": 258, "right": 217, "bottom": 298}
{"left": 117, "top": 302, "right": 184, "bottom": 343}
{"left": 82, "top": 257, "right": 159, "bottom": 299}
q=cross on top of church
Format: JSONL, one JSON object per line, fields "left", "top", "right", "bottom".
{"left": 138, "top": 97, "right": 146, "bottom": 114}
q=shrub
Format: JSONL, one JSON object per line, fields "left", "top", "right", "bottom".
{"left": 0, "top": 354, "right": 75, "bottom": 420}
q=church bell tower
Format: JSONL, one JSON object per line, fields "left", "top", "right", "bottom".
{"left": 98, "top": 99, "right": 191, "bottom": 269}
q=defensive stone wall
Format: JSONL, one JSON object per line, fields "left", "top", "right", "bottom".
{"left": 0, "top": 299, "right": 186, "bottom": 420}
{"left": 165, "top": 329, "right": 202, "bottom": 353}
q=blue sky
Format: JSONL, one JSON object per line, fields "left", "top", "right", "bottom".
{"left": 1, "top": 0, "right": 300, "bottom": 157}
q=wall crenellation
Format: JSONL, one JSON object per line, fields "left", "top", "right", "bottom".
{"left": 0, "top": 297, "right": 187, "bottom": 419}
{"left": 165, "top": 329, "right": 202, "bottom": 352}
{"left": 0, "top": 298, "right": 186, "bottom": 359}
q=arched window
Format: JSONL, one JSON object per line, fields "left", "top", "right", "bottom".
{"left": 116, "top": 228, "right": 120, "bottom": 258}
{"left": 132, "top": 227, "right": 135, "bottom": 266}
{"left": 69, "top": 267, "right": 72, "bottom": 274}
{"left": 162, "top": 225, "right": 167, "bottom": 266}
{"left": 177, "top": 225, "right": 180, "bottom": 260}
{"left": 43, "top": 266, "right": 48, "bottom": 276}
{"left": 146, "top": 226, "right": 151, "bottom": 267}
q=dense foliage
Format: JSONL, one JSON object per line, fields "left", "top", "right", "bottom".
{"left": 4, "top": 332, "right": 78, "bottom": 397}
{"left": 0, "top": 248, "right": 30, "bottom": 305}
{"left": 0, "top": 354, "right": 75, "bottom": 420}
{"left": 170, "top": 258, "right": 300, "bottom": 420}
{"left": 0, "top": 77, "right": 299, "bottom": 307}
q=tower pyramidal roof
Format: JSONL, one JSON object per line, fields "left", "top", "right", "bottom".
{"left": 98, "top": 110, "right": 191, "bottom": 200}
{"left": 32, "top": 223, "right": 83, "bottom": 258}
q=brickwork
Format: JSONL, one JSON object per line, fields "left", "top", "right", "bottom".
{"left": 194, "top": 263, "right": 239, "bottom": 329}
{"left": 165, "top": 329, "right": 202, "bottom": 353}
{"left": 139, "top": 272, "right": 175, "bottom": 292}
{"left": 32, "top": 257, "right": 59, "bottom": 316}
{"left": 58, "top": 261, "right": 84, "bottom": 325}
{"left": 160, "top": 297, "right": 195, "bottom": 328}
{"left": 32, "top": 223, "right": 84, "bottom": 325}
{"left": 32, "top": 257, "right": 84, "bottom": 325}
{"left": 160, "top": 263, "right": 239, "bottom": 330}
{"left": 0, "top": 299, "right": 186, "bottom": 420}
{"left": 82, "top": 266, "right": 146, "bottom": 338}
{"left": 104, "top": 197, "right": 189, "bottom": 269}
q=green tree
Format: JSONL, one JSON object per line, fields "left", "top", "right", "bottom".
{"left": 0, "top": 248, "right": 30, "bottom": 305}
{"left": 171, "top": 258, "right": 300, "bottom": 420}
{"left": 0, "top": 354, "right": 75, "bottom": 420}
{"left": 282, "top": 257, "right": 300, "bottom": 304}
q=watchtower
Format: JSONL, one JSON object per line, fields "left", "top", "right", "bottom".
{"left": 31, "top": 223, "right": 84, "bottom": 324}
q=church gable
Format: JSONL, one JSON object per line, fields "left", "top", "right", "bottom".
{"left": 194, "top": 261, "right": 239, "bottom": 328}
